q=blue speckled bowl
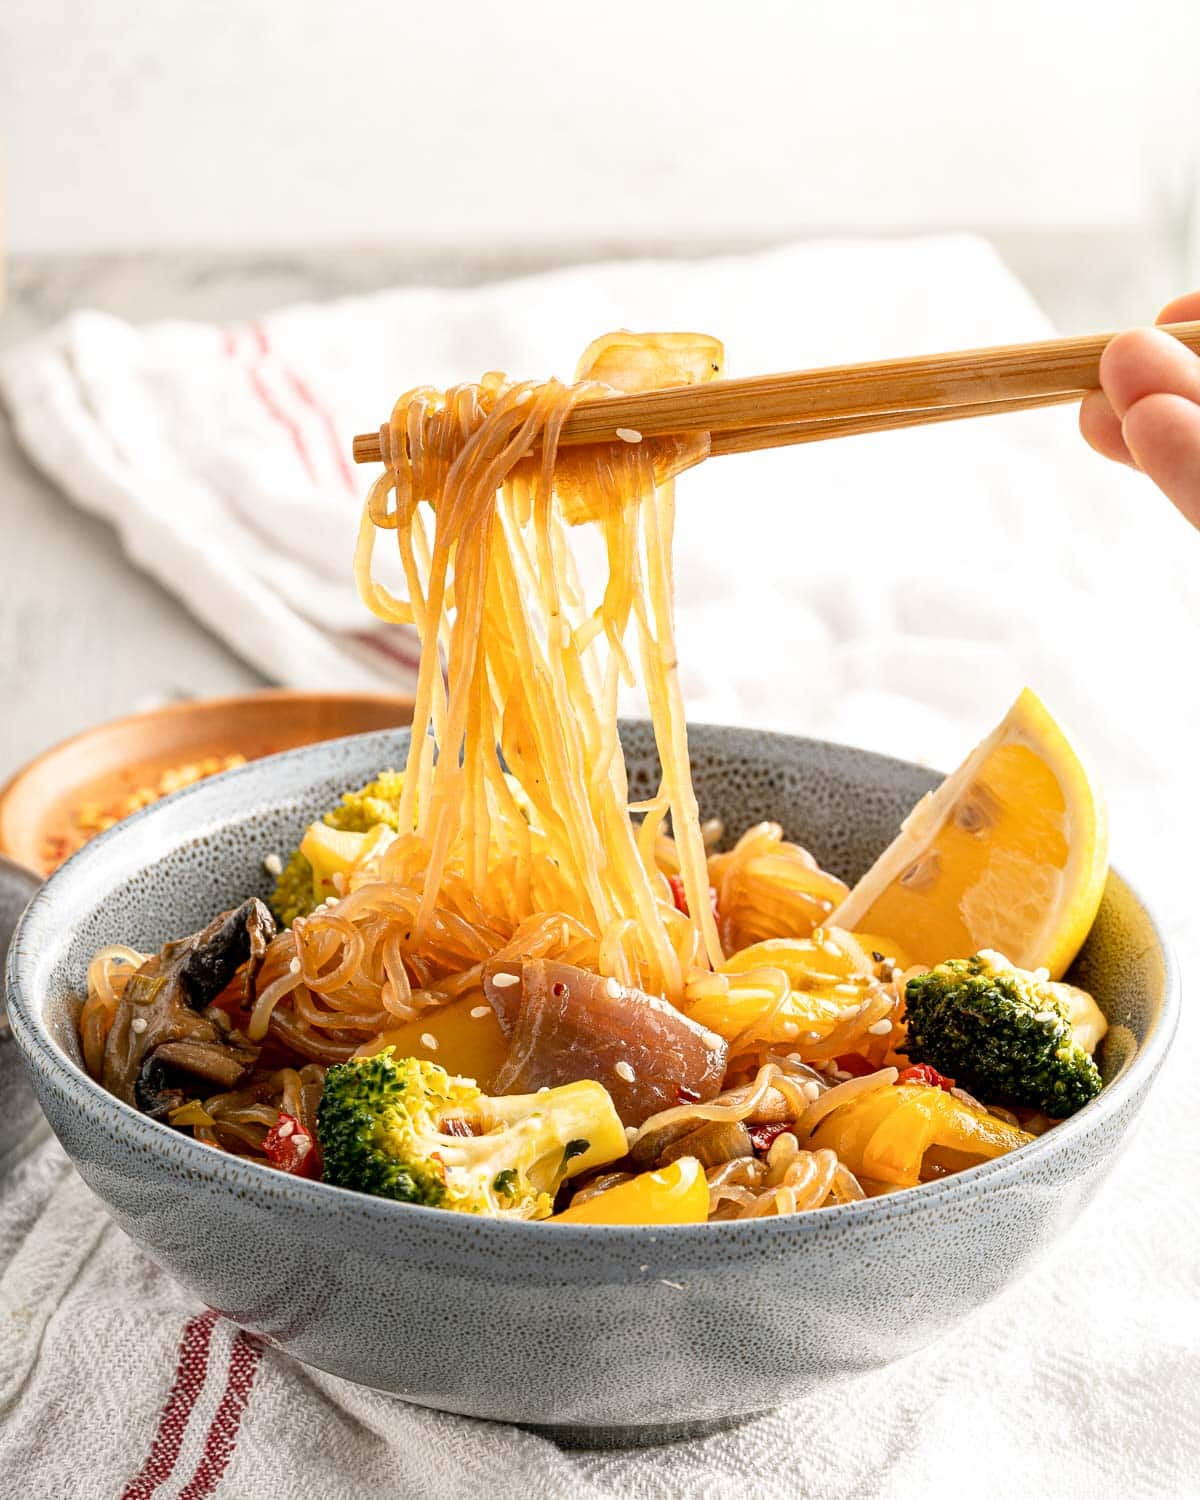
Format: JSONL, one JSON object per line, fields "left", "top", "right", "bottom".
{"left": 4, "top": 723, "right": 1179, "bottom": 1444}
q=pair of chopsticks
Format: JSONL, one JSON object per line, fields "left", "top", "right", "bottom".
{"left": 351, "top": 320, "right": 1200, "bottom": 465}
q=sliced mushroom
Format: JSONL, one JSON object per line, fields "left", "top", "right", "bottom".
{"left": 659, "top": 1118, "right": 753, "bottom": 1169}
{"left": 102, "top": 899, "right": 274, "bottom": 1109}
{"left": 483, "top": 958, "right": 728, "bottom": 1126}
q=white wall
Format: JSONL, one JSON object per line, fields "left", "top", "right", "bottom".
{"left": 3, "top": 0, "right": 1199, "bottom": 255}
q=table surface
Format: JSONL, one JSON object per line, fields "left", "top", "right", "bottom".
{"left": 0, "top": 230, "right": 1183, "bottom": 782}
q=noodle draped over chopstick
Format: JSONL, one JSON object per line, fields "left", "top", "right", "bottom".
{"left": 350, "top": 336, "right": 729, "bottom": 1005}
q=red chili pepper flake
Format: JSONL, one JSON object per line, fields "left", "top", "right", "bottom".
{"left": 749, "top": 1121, "right": 790, "bottom": 1154}
{"left": 834, "top": 1053, "right": 877, "bottom": 1078}
{"left": 896, "top": 1064, "right": 956, "bottom": 1092}
{"left": 667, "top": 875, "right": 720, "bottom": 922}
{"left": 440, "top": 1116, "right": 475, "bottom": 1138}
{"left": 675, "top": 1085, "right": 701, "bottom": 1105}
{"left": 551, "top": 981, "right": 568, "bottom": 998}
{"left": 262, "top": 1112, "right": 318, "bottom": 1177}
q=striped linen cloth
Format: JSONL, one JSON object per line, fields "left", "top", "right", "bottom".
{"left": 1, "top": 237, "right": 1198, "bottom": 1497}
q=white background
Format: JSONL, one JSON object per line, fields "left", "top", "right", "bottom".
{"left": 4, "top": 0, "right": 1200, "bottom": 262}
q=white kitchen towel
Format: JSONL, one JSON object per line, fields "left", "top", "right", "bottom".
{"left": 2, "top": 237, "right": 1199, "bottom": 1497}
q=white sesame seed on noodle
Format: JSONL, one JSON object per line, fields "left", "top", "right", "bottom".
{"left": 130, "top": 1017, "right": 148, "bottom": 1035}
{"left": 491, "top": 972, "right": 519, "bottom": 989}
{"left": 469, "top": 1005, "right": 490, "bottom": 1019}
{"left": 867, "top": 1019, "right": 893, "bottom": 1036}
{"left": 420, "top": 1033, "right": 438, "bottom": 1050}
{"left": 615, "top": 427, "right": 642, "bottom": 443}
{"left": 615, "top": 1060, "right": 636, "bottom": 1083}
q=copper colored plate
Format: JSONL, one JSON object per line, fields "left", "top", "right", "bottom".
{"left": 0, "top": 691, "right": 414, "bottom": 878}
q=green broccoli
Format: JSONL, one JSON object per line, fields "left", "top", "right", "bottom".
{"left": 269, "top": 772, "right": 406, "bottom": 926}
{"left": 901, "top": 950, "right": 1103, "bottom": 1118}
{"left": 316, "top": 1050, "right": 629, "bottom": 1218}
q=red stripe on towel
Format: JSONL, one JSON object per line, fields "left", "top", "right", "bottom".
{"left": 284, "top": 367, "right": 358, "bottom": 494}
{"left": 120, "top": 1310, "right": 218, "bottom": 1500}
{"left": 246, "top": 364, "right": 320, "bottom": 485}
{"left": 351, "top": 628, "right": 423, "bottom": 675}
{"left": 175, "top": 1330, "right": 263, "bottom": 1500}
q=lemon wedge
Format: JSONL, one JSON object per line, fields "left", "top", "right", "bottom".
{"left": 829, "top": 689, "right": 1107, "bottom": 979}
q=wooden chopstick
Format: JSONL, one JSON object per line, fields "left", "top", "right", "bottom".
{"left": 708, "top": 389, "right": 1085, "bottom": 456}
{"left": 351, "top": 320, "right": 1200, "bottom": 465}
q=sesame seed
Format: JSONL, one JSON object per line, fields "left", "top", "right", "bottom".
{"left": 288, "top": 958, "right": 301, "bottom": 974}
{"left": 802, "top": 1080, "right": 821, "bottom": 1102}
{"left": 615, "top": 427, "right": 642, "bottom": 443}
{"left": 262, "top": 852, "right": 283, "bottom": 876}
{"left": 469, "top": 1005, "right": 490, "bottom": 1019}
{"left": 324, "top": 896, "right": 339, "bottom": 907}
{"left": 537, "top": 1086, "right": 549, "bottom": 1094}
{"left": 130, "top": 1017, "right": 148, "bottom": 1034}
{"left": 867, "top": 1019, "right": 893, "bottom": 1036}
{"left": 625, "top": 1126, "right": 639, "bottom": 1144}
{"left": 420, "top": 1032, "right": 438, "bottom": 1051}
{"left": 787, "top": 1052, "right": 805, "bottom": 1064}
{"left": 491, "top": 972, "right": 519, "bottom": 989}
{"left": 832, "top": 1069, "right": 852, "bottom": 1082}
{"left": 605, "top": 977, "right": 622, "bottom": 999}
{"left": 615, "top": 1060, "right": 636, "bottom": 1084}
{"left": 276, "top": 1118, "right": 294, "bottom": 1139}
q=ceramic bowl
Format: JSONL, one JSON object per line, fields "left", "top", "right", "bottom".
{"left": 4, "top": 723, "right": 1178, "bottom": 1444}
{"left": 0, "top": 854, "right": 44, "bottom": 1162}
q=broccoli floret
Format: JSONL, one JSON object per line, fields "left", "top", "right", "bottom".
{"left": 269, "top": 850, "right": 317, "bottom": 928}
{"left": 902, "top": 951, "right": 1103, "bottom": 1118}
{"left": 316, "top": 1051, "right": 628, "bottom": 1218}
{"left": 269, "top": 772, "right": 405, "bottom": 926}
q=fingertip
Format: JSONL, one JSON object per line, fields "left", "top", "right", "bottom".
{"left": 1122, "top": 392, "right": 1200, "bottom": 530}
{"left": 1079, "top": 389, "right": 1135, "bottom": 466}
{"left": 1156, "top": 290, "right": 1200, "bottom": 326}
{"left": 1098, "top": 326, "right": 1200, "bottom": 418}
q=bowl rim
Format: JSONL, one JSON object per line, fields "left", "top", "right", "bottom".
{"left": 5, "top": 721, "right": 1181, "bottom": 1250}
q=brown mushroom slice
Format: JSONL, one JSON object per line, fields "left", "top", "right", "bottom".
{"left": 102, "top": 899, "right": 274, "bottom": 1108}
{"left": 484, "top": 958, "right": 728, "bottom": 1126}
{"left": 658, "top": 1118, "right": 753, "bottom": 1169}
{"left": 150, "top": 1039, "right": 257, "bottom": 1088}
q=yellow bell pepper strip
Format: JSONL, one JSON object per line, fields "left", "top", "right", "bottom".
{"left": 552, "top": 1156, "right": 709, "bottom": 1226}
{"left": 353, "top": 996, "right": 510, "bottom": 1092}
{"left": 810, "top": 1083, "right": 1033, "bottom": 1189}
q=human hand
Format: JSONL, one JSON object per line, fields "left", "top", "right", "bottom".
{"left": 1079, "top": 291, "right": 1200, "bottom": 530}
